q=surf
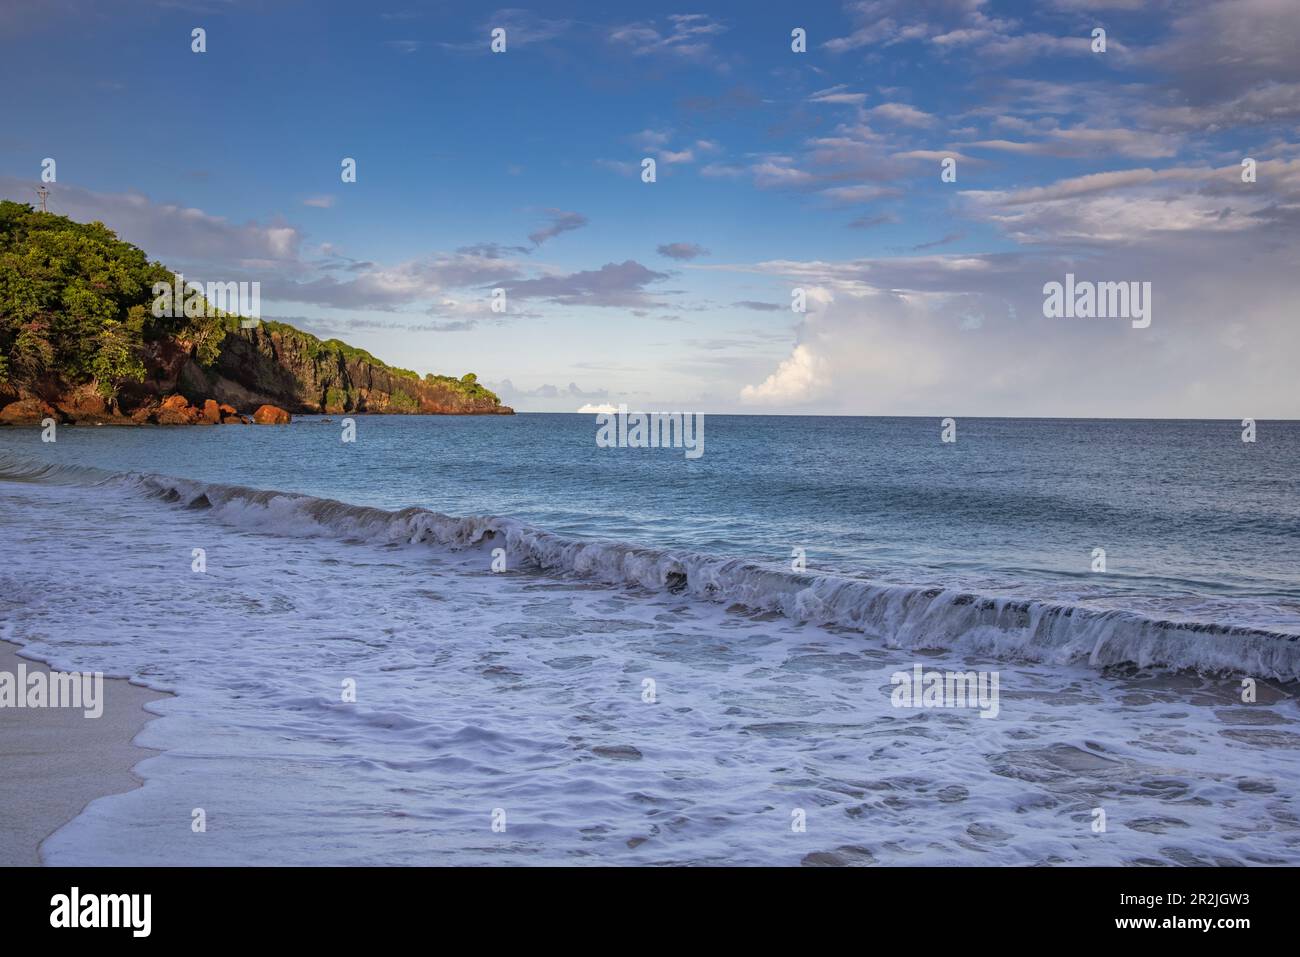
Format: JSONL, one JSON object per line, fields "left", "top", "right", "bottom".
{"left": 3, "top": 452, "right": 1295, "bottom": 682}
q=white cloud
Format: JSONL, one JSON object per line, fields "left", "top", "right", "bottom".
{"left": 961, "top": 158, "right": 1300, "bottom": 243}
{"left": 609, "top": 13, "right": 727, "bottom": 61}
{"left": 0, "top": 176, "right": 302, "bottom": 270}
{"left": 868, "top": 103, "right": 936, "bottom": 126}
{"left": 809, "top": 85, "right": 869, "bottom": 106}
{"left": 737, "top": 220, "right": 1300, "bottom": 418}
{"left": 964, "top": 127, "right": 1182, "bottom": 160}
{"left": 739, "top": 343, "right": 829, "bottom": 405}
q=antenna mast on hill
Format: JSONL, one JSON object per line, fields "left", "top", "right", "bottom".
{"left": 34, "top": 186, "right": 49, "bottom": 213}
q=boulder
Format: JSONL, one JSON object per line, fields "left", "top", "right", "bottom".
{"left": 55, "top": 387, "right": 112, "bottom": 423}
{"left": 253, "top": 404, "right": 291, "bottom": 425}
{"left": 155, "top": 394, "right": 201, "bottom": 425}
{"left": 201, "top": 399, "right": 222, "bottom": 424}
{"left": 130, "top": 399, "right": 159, "bottom": 424}
{"left": 0, "top": 398, "right": 57, "bottom": 425}
{"left": 216, "top": 403, "right": 247, "bottom": 424}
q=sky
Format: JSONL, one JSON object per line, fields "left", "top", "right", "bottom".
{"left": 2, "top": 0, "right": 1298, "bottom": 417}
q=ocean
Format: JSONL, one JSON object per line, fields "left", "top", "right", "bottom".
{"left": 1, "top": 414, "right": 1298, "bottom": 865}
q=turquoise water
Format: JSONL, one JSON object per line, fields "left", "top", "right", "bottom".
{"left": 3, "top": 414, "right": 1297, "bottom": 629}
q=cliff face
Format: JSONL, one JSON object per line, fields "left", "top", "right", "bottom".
{"left": 0, "top": 202, "right": 512, "bottom": 425}
{"left": 179, "top": 324, "right": 512, "bottom": 416}
{"left": 3, "top": 321, "right": 512, "bottom": 424}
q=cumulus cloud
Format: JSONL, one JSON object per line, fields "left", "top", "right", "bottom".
{"left": 740, "top": 344, "right": 830, "bottom": 405}
{"left": 738, "top": 209, "right": 1300, "bottom": 418}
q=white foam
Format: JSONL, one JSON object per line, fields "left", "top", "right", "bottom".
{"left": 3, "top": 457, "right": 1299, "bottom": 866}
{"left": 91, "top": 461, "right": 1300, "bottom": 682}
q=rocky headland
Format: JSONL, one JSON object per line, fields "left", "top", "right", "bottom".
{"left": 0, "top": 201, "right": 513, "bottom": 427}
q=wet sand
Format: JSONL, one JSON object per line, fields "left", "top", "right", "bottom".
{"left": 0, "top": 640, "right": 168, "bottom": 866}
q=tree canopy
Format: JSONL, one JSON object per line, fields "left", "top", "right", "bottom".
{"left": 0, "top": 201, "right": 225, "bottom": 397}
{"left": 0, "top": 201, "right": 501, "bottom": 409}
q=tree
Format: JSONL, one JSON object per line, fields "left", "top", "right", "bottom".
{"left": 0, "top": 200, "right": 193, "bottom": 396}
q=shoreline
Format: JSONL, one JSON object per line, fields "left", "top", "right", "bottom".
{"left": 0, "top": 403, "right": 515, "bottom": 427}
{"left": 0, "top": 640, "right": 170, "bottom": 866}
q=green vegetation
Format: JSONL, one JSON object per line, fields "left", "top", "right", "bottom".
{"left": 387, "top": 389, "right": 420, "bottom": 413}
{"left": 322, "top": 337, "right": 419, "bottom": 380}
{"left": 253, "top": 319, "right": 420, "bottom": 380}
{"left": 424, "top": 371, "right": 498, "bottom": 403}
{"left": 1, "top": 201, "right": 204, "bottom": 397}
{"left": 0, "top": 202, "right": 501, "bottom": 408}
{"left": 323, "top": 386, "right": 349, "bottom": 413}
{"left": 0, "top": 201, "right": 226, "bottom": 398}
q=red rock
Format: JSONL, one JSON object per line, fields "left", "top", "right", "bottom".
{"left": 218, "top": 403, "right": 238, "bottom": 417}
{"left": 253, "top": 404, "right": 291, "bottom": 425}
{"left": 55, "top": 387, "right": 112, "bottom": 423}
{"left": 201, "top": 399, "right": 222, "bottom": 424}
{"left": 221, "top": 414, "right": 249, "bottom": 424}
{"left": 155, "top": 394, "right": 200, "bottom": 425}
{"left": 0, "top": 398, "right": 57, "bottom": 425}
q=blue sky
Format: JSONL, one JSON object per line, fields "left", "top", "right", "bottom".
{"left": 3, "top": 0, "right": 1298, "bottom": 416}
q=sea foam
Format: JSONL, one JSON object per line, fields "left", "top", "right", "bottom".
{"left": 5, "top": 453, "right": 1294, "bottom": 681}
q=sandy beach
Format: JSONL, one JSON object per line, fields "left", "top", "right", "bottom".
{"left": 0, "top": 640, "right": 168, "bottom": 866}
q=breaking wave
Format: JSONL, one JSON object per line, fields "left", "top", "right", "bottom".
{"left": 4, "top": 453, "right": 1298, "bottom": 681}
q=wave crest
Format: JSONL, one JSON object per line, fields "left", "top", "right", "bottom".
{"left": 4, "top": 453, "right": 1297, "bottom": 680}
